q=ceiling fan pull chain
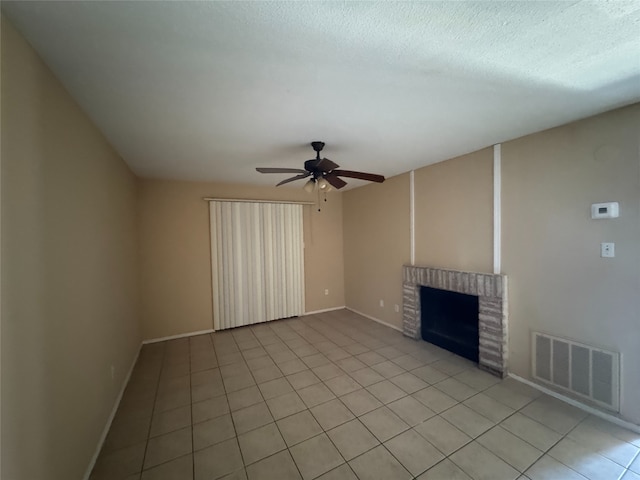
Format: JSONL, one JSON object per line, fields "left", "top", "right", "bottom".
{"left": 317, "top": 186, "right": 322, "bottom": 212}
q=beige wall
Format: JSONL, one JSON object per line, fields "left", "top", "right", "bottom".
{"left": 343, "top": 174, "right": 411, "bottom": 330}
{"left": 1, "top": 17, "right": 141, "bottom": 480}
{"left": 138, "top": 179, "right": 344, "bottom": 340}
{"left": 414, "top": 148, "right": 493, "bottom": 272}
{"left": 343, "top": 105, "right": 639, "bottom": 425}
{"left": 502, "top": 104, "right": 640, "bottom": 424}
{"left": 342, "top": 147, "right": 493, "bottom": 333}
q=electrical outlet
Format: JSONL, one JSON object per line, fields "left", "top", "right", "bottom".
{"left": 379, "top": 299, "right": 384, "bottom": 308}
{"left": 324, "top": 289, "right": 329, "bottom": 296}
{"left": 394, "top": 304, "right": 399, "bottom": 313}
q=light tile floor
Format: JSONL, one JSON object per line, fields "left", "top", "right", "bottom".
{"left": 90, "top": 309, "right": 640, "bottom": 480}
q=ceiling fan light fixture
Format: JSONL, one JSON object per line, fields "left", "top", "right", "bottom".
{"left": 303, "top": 178, "right": 316, "bottom": 193}
{"left": 317, "top": 177, "right": 330, "bottom": 191}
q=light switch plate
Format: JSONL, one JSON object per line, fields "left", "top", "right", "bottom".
{"left": 601, "top": 242, "right": 615, "bottom": 258}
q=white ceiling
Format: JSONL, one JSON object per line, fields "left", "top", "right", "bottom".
{"left": 4, "top": 1, "right": 640, "bottom": 189}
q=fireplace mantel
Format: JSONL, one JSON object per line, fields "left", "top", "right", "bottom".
{"left": 403, "top": 265, "right": 508, "bottom": 377}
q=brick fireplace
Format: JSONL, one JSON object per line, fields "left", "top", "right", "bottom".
{"left": 403, "top": 265, "right": 508, "bottom": 377}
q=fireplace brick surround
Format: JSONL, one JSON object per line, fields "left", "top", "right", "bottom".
{"left": 403, "top": 265, "right": 508, "bottom": 377}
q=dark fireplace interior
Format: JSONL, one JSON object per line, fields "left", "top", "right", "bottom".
{"left": 420, "top": 286, "right": 479, "bottom": 363}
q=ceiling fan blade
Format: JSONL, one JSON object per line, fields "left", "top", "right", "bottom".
{"left": 316, "top": 157, "right": 339, "bottom": 172}
{"left": 333, "top": 170, "right": 385, "bottom": 183}
{"left": 324, "top": 173, "right": 348, "bottom": 189}
{"left": 256, "top": 167, "right": 307, "bottom": 174}
{"left": 276, "top": 172, "right": 310, "bottom": 187}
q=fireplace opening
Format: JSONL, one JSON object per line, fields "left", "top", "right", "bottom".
{"left": 420, "top": 286, "right": 479, "bottom": 363}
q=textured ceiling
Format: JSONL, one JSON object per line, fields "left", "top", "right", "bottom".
{"left": 4, "top": 1, "right": 640, "bottom": 189}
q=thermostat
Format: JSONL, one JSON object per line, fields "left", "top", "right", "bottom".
{"left": 591, "top": 202, "right": 619, "bottom": 219}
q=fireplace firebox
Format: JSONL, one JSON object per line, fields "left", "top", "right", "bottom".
{"left": 420, "top": 286, "right": 479, "bottom": 362}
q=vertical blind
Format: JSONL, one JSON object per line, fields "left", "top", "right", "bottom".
{"left": 209, "top": 201, "right": 305, "bottom": 330}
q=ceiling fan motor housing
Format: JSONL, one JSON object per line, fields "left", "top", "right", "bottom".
{"left": 304, "top": 159, "right": 327, "bottom": 176}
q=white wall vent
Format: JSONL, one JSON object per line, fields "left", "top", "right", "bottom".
{"left": 532, "top": 332, "right": 620, "bottom": 412}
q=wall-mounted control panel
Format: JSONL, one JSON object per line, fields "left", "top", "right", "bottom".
{"left": 591, "top": 202, "right": 619, "bottom": 219}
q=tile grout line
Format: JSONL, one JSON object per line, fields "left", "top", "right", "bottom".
{"left": 623, "top": 451, "right": 640, "bottom": 480}
{"left": 242, "top": 337, "right": 307, "bottom": 479}
{"left": 189, "top": 336, "right": 196, "bottom": 480}
{"left": 215, "top": 333, "right": 248, "bottom": 478}
{"left": 138, "top": 341, "right": 167, "bottom": 478}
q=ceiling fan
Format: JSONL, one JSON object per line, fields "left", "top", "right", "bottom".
{"left": 256, "top": 141, "right": 385, "bottom": 192}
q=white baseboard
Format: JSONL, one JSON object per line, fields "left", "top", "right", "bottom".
{"left": 346, "top": 307, "right": 403, "bottom": 333}
{"left": 142, "top": 328, "right": 215, "bottom": 344}
{"left": 509, "top": 373, "right": 640, "bottom": 434}
{"left": 83, "top": 345, "right": 141, "bottom": 480}
{"left": 304, "top": 306, "right": 346, "bottom": 315}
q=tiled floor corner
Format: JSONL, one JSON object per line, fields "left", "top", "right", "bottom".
{"left": 91, "top": 309, "right": 640, "bottom": 480}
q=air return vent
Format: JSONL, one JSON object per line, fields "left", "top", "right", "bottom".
{"left": 532, "top": 332, "right": 620, "bottom": 412}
